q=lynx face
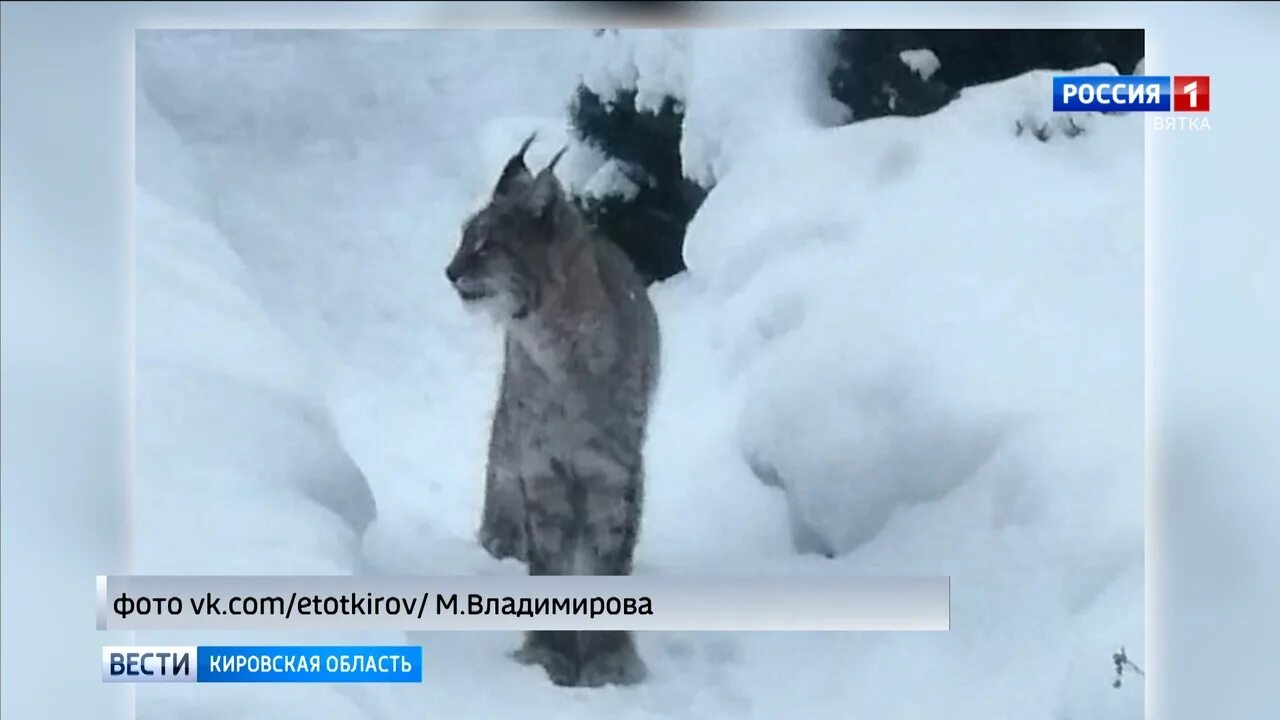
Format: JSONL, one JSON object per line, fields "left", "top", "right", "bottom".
{"left": 446, "top": 201, "right": 551, "bottom": 321}
{"left": 445, "top": 135, "right": 567, "bottom": 322}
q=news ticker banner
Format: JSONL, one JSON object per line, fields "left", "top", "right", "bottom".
{"left": 97, "top": 575, "right": 949, "bottom": 632}
{"left": 102, "top": 645, "right": 422, "bottom": 683}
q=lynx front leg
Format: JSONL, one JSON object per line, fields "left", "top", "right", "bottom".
{"left": 515, "top": 460, "right": 648, "bottom": 687}
{"left": 576, "top": 465, "right": 646, "bottom": 686}
{"left": 513, "top": 630, "right": 580, "bottom": 687}
{"left": 478, "top": 393, "right": 526, "bottom": 561}
{"left": 514, "top": 463, "right": 583, "bottom": 684}
{"left": 583, "top": 465, "right": 642, "bottom": 575}
{"left": 479, "top": 464, "right": 526, "bottom": 561}
{"left": 533, "top": 460, "right": 648, "bottom": 686}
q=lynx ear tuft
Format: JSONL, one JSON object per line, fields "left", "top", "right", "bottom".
{"left": 526, "top": 146, "right": 569, "bottom": 218}
{"left": 545, "top": 145, "right": 568, "bottom": 174}
{"left": 493, "top": 132, "right": 538, "bottom": 198}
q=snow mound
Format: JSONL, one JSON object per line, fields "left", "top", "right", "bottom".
{"left": 135, "top": 189, "right": 378, "bottom": 568}
{"left": 685, "top": 67, "right": 1143, "bottom": 560}
{"left": 135, "top": 86, "right": 377, "bottom": 575}
{"left": 135, "top": 89, "right": 385, "bottom": 718}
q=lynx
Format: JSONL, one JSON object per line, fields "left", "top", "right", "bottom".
{"left": 444, "top": 135, "right": 660, "bottom": 687}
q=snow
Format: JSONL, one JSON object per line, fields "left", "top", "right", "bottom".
{"left": 135, "top": 29, "right": 1142, "bottom": 719}
{"left": 134, "top": 90, "right": 377, "bottom": 577}
{"left": 580, "top": 158, "right": 644, "bottom": 201}
{"left": 581, "top": 30, "right": 689, "bottom": 116}
{"left": 579, "top": 29, "right": 848, "bottom": 188}
{"left": 684, "top": 63, "right": 1142, "bottom": 561}
{"left": 679, "top": 30, "right": 849, "bottom": 186}
{"left": 899, "top": 48, "right": 941, "bottom": 80}
{"left": 135, "top": 90, "right": 391, "bottom": 719}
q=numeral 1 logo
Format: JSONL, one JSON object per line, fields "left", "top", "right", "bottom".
{"left": 1173, "top": 75, "right": 1210, "bottom": 112}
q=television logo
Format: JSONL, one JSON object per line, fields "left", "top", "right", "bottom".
{"left": 102, "top": 646, "right": 196, "bottom": 683}
{"left": 1171, "top": 75, "right": 1210, "bottom": 112}
{"left": 1053, "top": 75, "right": 1210, "bottom": 113}
{"left": 102, "top": 645, "right": 423, "bottom": 683}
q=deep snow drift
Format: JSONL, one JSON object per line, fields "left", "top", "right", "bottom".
{"left": 135, "top": 30, "right": 1143, "bottom": 719}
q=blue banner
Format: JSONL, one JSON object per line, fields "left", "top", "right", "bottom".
{"left": 196, "top": 646, "right": 422, "bottom": 683}
{"left": 1053, "top": 75, "right": 1171, "bottom": 112}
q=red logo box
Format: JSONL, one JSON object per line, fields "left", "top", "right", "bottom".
{"left": 1173, "top": 75, "right": 1210, "bottom": 112}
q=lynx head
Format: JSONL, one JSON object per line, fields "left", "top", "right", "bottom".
{"left": 445, "top": 134, "right": 575, "bottom": 322}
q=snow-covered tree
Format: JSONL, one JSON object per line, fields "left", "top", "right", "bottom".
{"left": 569, "top": 83, "right": 706, "bottom": 283}
{"left": 568, "top": 30, "right": 1144, "bottom": 284}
